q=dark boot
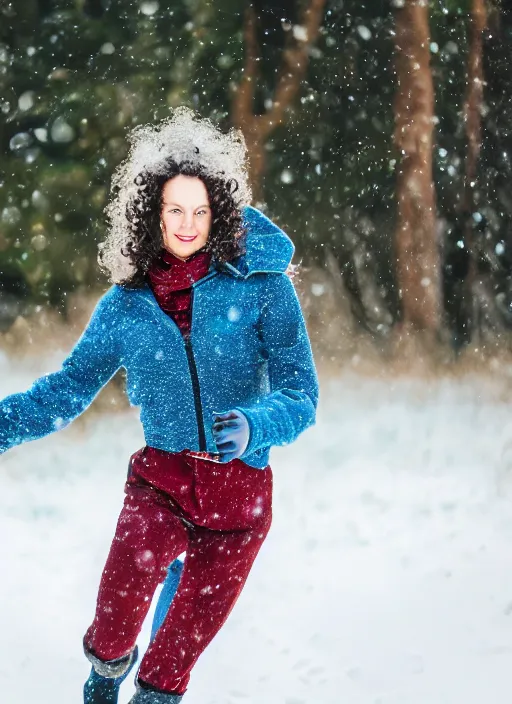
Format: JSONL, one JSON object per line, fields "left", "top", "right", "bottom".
{"left": 128, "top": 681, "right": 183, "bottom": 703}
{"left": 83, "top": 645, "right": 138, "bottom": 704}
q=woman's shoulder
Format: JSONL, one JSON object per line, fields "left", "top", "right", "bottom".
{"left": 245, "top": 270, "right": 296, "bottom": 293}
{"left": 94, "top": 283, "right": 147, "bottom": 317}
{"left": 103, "top": 283, "right": 149, "bottom": 300}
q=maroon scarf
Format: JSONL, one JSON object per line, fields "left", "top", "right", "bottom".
{"left": 147, "top": 248, "right": 212, "bottom": 337}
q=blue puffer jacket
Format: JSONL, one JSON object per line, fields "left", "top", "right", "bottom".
{"left": 0, "top": 207, "right": 319, "bottom": 469}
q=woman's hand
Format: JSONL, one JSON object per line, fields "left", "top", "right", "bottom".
{"left": 212, "top": 410, "right": 250, "bottom": 463}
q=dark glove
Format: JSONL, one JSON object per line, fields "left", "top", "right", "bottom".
{"left": 212, "top": 409, "right": 250, "bottom": 463}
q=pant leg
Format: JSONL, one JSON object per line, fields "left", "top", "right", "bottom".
{"left": 138, "top": 512, "right": 272, "bottom": 694}
{"left": 84, "top": 481, "right": 189, "bottom": 662}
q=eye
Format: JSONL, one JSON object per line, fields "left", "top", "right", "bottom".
{"left": 168, "top": 208, "right": 181, "bottom": 214}
{"left": 197, "top": 209, "right": 208, "bottom": 216}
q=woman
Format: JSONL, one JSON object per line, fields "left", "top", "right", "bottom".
{"left": 0, "top": 108, "right": 319, "bottom": 703}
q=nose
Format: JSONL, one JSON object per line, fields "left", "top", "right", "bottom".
{"left": 182, "top": 210, "right": 195, "bottom": 230}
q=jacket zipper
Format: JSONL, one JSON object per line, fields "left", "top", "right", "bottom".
{"left": 183, "top": 331, "right": 207, "bottom": 451}
{"left": 142, "top": 283, "right": 212, "bottom": 452}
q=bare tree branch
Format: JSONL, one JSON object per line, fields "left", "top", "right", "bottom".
{"left": 260, "top": 0, "right": 326, "bottom": 137}
{"left": 232, "top": 0, "right": 326, "bottom": 200}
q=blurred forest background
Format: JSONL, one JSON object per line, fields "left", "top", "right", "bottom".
{"left": 1, "top": 0, "right": 512, "bottom": 364}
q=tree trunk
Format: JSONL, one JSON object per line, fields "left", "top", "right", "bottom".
{"left": 232, "top": 0, "right": 326, "bottom": 203}
{"left": 393, "top": 1, "right": 441, "bottom": 334}
{"left": 463, "top": 0, "right": 487, "bottom": 342}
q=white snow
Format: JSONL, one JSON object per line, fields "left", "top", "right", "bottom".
{"left": 2, "top": 354, "right": 512, "bottom": 703}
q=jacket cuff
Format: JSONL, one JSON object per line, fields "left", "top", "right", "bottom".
{"left": 234, "top": 404, "right": 269, "bottom": 458}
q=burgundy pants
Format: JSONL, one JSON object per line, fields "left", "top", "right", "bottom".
{"left": 84, "top": 447, "right": 272, "bottom": 694}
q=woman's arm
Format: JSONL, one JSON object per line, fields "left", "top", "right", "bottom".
{"left": 0, "top": 287, "right": 122, "bottom": 453}
{"left": 235, "top": 273, "right": 319, "bottom": 458}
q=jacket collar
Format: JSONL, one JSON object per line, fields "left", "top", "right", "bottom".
{"left": 218, "top": 206, "right": 294, "bottom": 279}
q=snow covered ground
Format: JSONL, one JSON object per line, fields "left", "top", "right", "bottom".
{"left": 2, "top": 351, "right": 512, "bottom": 703}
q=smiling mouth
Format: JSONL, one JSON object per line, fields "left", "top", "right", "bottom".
{"left": 175, "top": 234, "right": 198, "bottom": 242}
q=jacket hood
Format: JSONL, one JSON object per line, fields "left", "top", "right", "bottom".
{"left": 220, "top": 206, "right": 295, "bottom": 278}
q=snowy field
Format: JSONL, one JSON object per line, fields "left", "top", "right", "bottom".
{"left": 2, "top": 352, "right": 512, "bottom": 703}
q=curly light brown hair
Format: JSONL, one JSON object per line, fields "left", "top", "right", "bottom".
{"left": 100, "top": 158, "right": 247, "bottom": 287}
{"left": 98, "top": 107, "right": 252, "bottom": 285}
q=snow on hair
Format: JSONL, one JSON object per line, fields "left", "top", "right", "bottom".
{"left": 99, "top": 106, "right": 252, "bottom": 283}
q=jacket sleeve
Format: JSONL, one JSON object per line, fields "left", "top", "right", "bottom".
{"left": 0, "top": 287, "right": 122, "bottom": 454}
{"left": 236, "top": 273, "right": 319, "bottom": 457}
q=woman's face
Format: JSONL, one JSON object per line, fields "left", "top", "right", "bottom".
{"left": 160, "top": 175, "right": 212, "bottom": 260}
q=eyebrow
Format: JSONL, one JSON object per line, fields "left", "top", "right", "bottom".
{"left": 163, "top": 202, "right": 210, "bottom": 209}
